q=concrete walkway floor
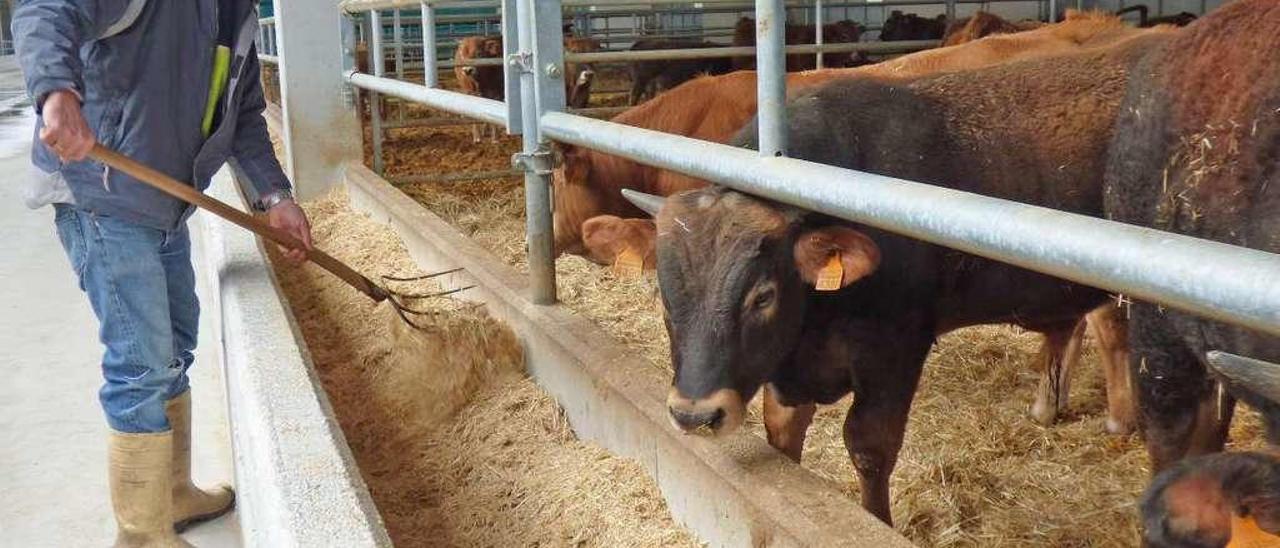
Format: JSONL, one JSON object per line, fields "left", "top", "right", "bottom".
{"left": 0, "top": 57, "right": 241, "bottom": 547}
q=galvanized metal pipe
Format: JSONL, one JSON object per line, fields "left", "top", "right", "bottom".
{"left": 756, "top": 0, "right": 787, "bottom": 157}
{"left": 393, "top": 9, "right": 404, "bottom": 80}
{"left": 378, "top": 104, "right": 625, "bottom": 130}
{"left": 435, "top": 40, "right": 936, "bottom": 69}
{"left": 340, "top": 0, "right": 1032, "bottom": 12}
{"left": 515, "top": 0, "right": 564, "bottom": 304}
{"left": 501, "top": 0, "right": 522, "bottom": 134}
{"left": 345, "top": 72, "right": 507, "bottom": 125}
{"left": 815, "top": 0, "right": 825, "bottom": 69}
{"left": 538, "top": 112, "right": 1280, "bottom": 337}
{"left": 368, "top": 10, "right": 386, "bottom": 175}
{"left": 421, "top": 2, "right": 438, "bottom": 87}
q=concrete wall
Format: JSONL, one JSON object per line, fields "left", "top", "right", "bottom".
{"left": 194, "top": 169, "right": 391, "bottom": 547}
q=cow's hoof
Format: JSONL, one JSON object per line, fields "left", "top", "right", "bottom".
{"left": 1105, "top": 416, "right": 1136, "bottom": 436}
{"left": 1028, "top": 400, "right": 1058, "bottom": 426}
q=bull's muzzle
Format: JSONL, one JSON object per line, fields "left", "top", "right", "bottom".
{"left": 577, "top": 69, "right": 595, "bottom": 85}
{"left": 461, "top": 66, "right": 477, "bottom": 76}
{"left": 666, "top": 387, "right": 745, "bottom": 436}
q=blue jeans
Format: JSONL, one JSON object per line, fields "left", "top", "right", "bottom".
{"left": 53, "top": 204, "right": 198, "bottom": 434}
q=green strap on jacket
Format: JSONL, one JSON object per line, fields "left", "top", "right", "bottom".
{"left": 201, "top": 45, "right": 232, "bottom": 138}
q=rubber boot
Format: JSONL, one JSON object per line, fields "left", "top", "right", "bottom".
{"left": 109, "top": 431, "right": 193, "bottom": 548}
{"left": 166, "top": 392, "right": 235, "bottom": 532}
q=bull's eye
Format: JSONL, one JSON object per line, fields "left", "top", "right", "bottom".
{"left": 751, "top": 287, "right": 775, "bottom": 310}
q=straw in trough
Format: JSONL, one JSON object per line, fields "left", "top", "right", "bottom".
{"left": 268, "top": 187, "right": 697, "bottom": 547}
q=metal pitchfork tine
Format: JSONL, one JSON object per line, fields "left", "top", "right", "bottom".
{"left": 87, "top": 143, "right": 470, "bottom": 331}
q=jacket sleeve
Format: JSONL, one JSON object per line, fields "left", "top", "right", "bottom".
{"left": 11, "top": 0, "right": 132, "bottom": 111}
{"left": 230, "top": 45, "right": 293, "bottom": 207}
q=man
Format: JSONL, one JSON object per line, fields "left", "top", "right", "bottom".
{"left": 13, "top": 1, "right": 312, "bottom": 546}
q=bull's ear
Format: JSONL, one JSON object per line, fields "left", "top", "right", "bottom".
{"left": 793, "top": 226, "right": 880, "bottom": 290}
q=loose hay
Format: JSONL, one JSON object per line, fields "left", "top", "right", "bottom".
{"left": 268, "top": 187, "right": 698, "bottom": 547}
{"left": 383, "top": 123, "right": 1269, "bottom": 547}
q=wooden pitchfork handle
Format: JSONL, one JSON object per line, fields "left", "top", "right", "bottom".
{"left": 88, "top": 144, "right": 389, "bottom": 303}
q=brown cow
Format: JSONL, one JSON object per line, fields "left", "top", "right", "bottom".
{"left": 454, "top": 36, "right": 505, "bottom": 142}
{"left": 941, "top": 11, "right": 1043, "bottom": 47}
{"left": 1102, "top": 0, "right": 1280, "bottom": 471}
{"left": 731, "top": 17, "right": 865, "bottom": 71}
{"left": 643, "top": 30, "right": 1172, "bottom": 523}
{"left": 1140, "top": 451, "right": 1280, "bottom": 548}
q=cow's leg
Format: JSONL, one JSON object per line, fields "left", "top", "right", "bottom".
{"left": 843, "top": 333, "right": 930, "bottom": 525}
{"left": 762, "top": 383, "right": 815, "bottom": 462}
{"left": 471, "top": 123, "right": 482, "bottom": 143}
{"left": 1188, "top": 383, "right": 1234, "bottom": 455}
{"left": 1028, "top": 319, "right": 1085, "bottom": 426}
{"left": 1130, "top": 303, "right": 1222, "bottom": 472}
{"left": 1088, "top": 303, "right": 1137, "bottom": 434}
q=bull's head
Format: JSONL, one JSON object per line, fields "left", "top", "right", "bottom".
{"left": 625, "top": 187, "right": 880, "bottom": 436}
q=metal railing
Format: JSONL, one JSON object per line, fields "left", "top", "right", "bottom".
{"left": 327, "top": 1, "right": 1280, "bottom": 337}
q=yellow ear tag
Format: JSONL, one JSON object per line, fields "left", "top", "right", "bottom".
{"left": 814, "top": 252, "right": 844, "bottom": 292}
{"left": 613, "top": 246, "right": 645, "bottom": 278}
{"left": 1228, "top": 515, "right": 1280, "bottom": 548}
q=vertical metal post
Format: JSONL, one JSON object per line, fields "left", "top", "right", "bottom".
{"left": 341, "top": 15, "right": 358, "bottom": 109}
{"left": 756, "top": 0, "right": 787, "bottom": 158}
{"left": 270, "top": 24, "right": 278, "bottom": 55}
{"left": 392, "top": 9, "right": 404, "bottom": 80}
{"left": 513, "top": 0, "right": 566, "bottom": 305}
{"left": 368, "top": 10, "right": 386, "bottom": 175}
{"left": 392, "top": 9, "right": 405, "bottom": 121}
{"left": 421, "top": 2, "right": 438, "bottom": 87}
{"left": 814, "top": 0, "right": 824, "bottom": 70}
{"left": 501, "top": 0, "right": 522, "bottom": 134}
{"left": 1049, "top": 0, "right": 1057, "bottom": 21}
{"left": 945, "top": 0, "right": 956, "bottom": 21}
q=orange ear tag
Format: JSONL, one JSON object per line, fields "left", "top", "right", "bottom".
{"left": 814, "top": 252, "right": 844, "bottom": 292}
{"left": 613, "top": 246, "right": 645, "bottom": 278}
{"left": 1228, "top": 515, "right": 1280, "bottom": 548}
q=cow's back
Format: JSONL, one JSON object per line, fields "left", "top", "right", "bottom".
{"left": 1105, "top": 0, "right": 1280, "bottom": 361}
{"left": 739, "top": 34, "right": 1171, "bottom": 331}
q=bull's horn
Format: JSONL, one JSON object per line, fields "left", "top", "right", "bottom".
{"left": 621, "top": 188, "right": 665, "bottom": 217}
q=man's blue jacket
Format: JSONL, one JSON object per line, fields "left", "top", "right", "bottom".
{"left": 13, "top": 0, "right": 290, "bottom": 230}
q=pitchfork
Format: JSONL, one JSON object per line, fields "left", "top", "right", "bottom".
{"left": 88, "top": 144, "right": 470, "bottom": 330}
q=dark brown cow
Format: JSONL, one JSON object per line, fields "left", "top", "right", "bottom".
{"left": 880, "top": 10, "right": 948, "bottom": 41}
{"left": 563, "top": 37, "right": 602, "bottom": 109}
{"left": 627, "top": 39, "right": 735, "bottom": 106}
{"left": 730, "top": 17, "right": 865, "bottom": 71}
{"left": 1116, "top": 4, "right": 1199, "bottom": 28}
{"left": 1140, "top": 451, "right": 1280, "bottom": 548}
{"left": 639, "top": 31, "right": 1170, "bottom": 524}
{"left": 941, "top": 11, "right": 1043, "bottom": 47}
{"left": 1102, "top": 0, "right": 1280, "bottom": 471}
